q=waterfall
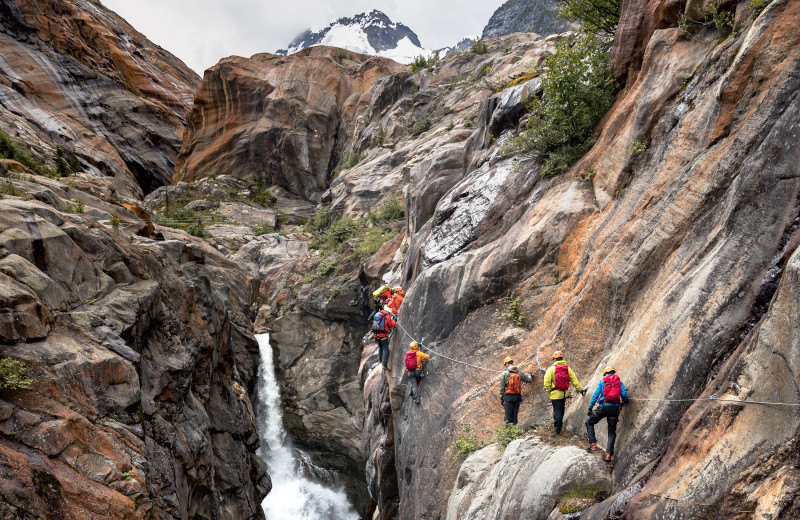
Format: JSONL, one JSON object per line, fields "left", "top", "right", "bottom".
{"left": 255, "top": 333, "right": 359, "bottom": 520}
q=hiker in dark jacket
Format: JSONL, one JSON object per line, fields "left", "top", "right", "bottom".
{"left": 371, "top": 308, "right": 396, "bottom": 370}
{"left": 500, "top": 357, "right": 534, "bottom": 425}
{"left": 586, "top": 365, "right": 629, "bottom": 462}
{"left": 543, "top": 350, "right": 585, "bottom": 437}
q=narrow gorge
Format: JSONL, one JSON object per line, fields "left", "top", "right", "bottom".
{"left": 1, "top": 0, "right": 800, "bottom": 519}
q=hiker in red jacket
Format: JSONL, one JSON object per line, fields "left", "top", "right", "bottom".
{"left": 500, "top": 357, "right": 534, "bottom": 425}
{"left": 404, "top": 341, "right": 429, "bottom": 404}
{"left": 586, "top": 365, "right": 629, "bottom": 462}
{"left": 543, "top": 351, "right": 585, "bottom": 437}
{"left": 370, "top": 308, "right": 396, "bottom": 370}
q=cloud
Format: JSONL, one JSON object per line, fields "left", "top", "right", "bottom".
{"left": 100, "top": 0, "right": 502, "bottom": 74}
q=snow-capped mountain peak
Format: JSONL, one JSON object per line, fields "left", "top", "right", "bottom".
{"left": 276, "top": 10, "right": 433, "bottom": 64}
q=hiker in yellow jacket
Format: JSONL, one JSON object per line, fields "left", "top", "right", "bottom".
{"left": 405, "top": 342, "right": 429, "bottom": 404}
{"left": 543, "top": 351, "right": 585, "bottom": 437}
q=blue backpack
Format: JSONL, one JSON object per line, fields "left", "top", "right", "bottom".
{"left": 372, "top": 311, "right": 387, "bottom": 333}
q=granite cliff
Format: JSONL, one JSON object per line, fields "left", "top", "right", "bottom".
{"left": 0, "top": 0, "right": 199, "bottom": 196}
{"left": 3, "top": 0, "right": 800, "bottom": 519}
{"left": 182, "top": 0, "right": 800, "bottom": 518}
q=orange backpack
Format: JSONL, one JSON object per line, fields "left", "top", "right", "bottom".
{"left": 505, "top": 372, "right": 521, "bottom": 394}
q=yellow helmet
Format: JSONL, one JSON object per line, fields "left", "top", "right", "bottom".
{"left": 409, "top": 341, "right": 419, "bottom": 351}
{"left": 552, "top": 350, "right": 563, "bottom": 359}
{"left": 395, "top": 287, "right": 404, "bottom": 296}
{"left": 503, "top": 356, "right": 513, "bottom": 365}
{"left": 603, "top": 365, "right": 616, "bottom": 375}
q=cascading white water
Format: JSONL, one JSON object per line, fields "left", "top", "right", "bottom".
{"left": 255, "top": 333, "right": 359, "bottom": 520}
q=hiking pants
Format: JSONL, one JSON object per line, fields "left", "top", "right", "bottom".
{"left": 408, "top": 370, "right": 423, "bottom": 399}
{"left": 551, "top": 398, "right": 566, "bottom": 434}
{"left": 586, "top": 406, "right": 620, "bottom": 454}
{"left": 376, "top": 336, "right": 389, "bottom": 367}
{"left": 503, "top": 393, "right": 522, "bottom": 425}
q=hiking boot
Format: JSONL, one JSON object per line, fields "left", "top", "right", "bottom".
{"left": 549, "top": 431, "right": 561, "bottom": 438}
{"left": 414, "top": 398, "right": 421, "bottom": 405}
{"left": 587, "top": 442, "right": 598, "bottom": 451}
{"left": 605, "top": 452, "right": 613, "bottom": 462}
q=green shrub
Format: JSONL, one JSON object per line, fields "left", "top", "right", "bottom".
{"left": 0, "top": 358, "right": 32, "bottom": 390}
{"left": 187, "top": 220, "right": 211, "bottom": 238}
{"left": 630, "top": 139, "right": 648, "bottom": 155}
{"left": 446, "top": 121, "right": 455, "bottom": 131}
{"left": 353, "top": 228, "right": 398, "bottom": 260}
{"left": 463, "top": 118, "right": 474, "bottom": 128}
{"left": 110, "top": 210, "right": 120, "bottom": 233}
{"left": 304, "top": 205, "right": 331, "bottom": 232}
{"left": 332, "top": 150, "right": 367, "bottom": 178}
{"left": 700, "top": 0, "right": 735, "bottom": 36}
{"left": 410, "top": 55, "right": 428, "bottom": 72}
{"left": 412, "top": 117, "right": 432, "bottom": 136}
{"left": 367, "top": 197, "right": 404, "bottom": 224}
{"left": 252, "top": 222, "right": 275, "bottom": 235}
{"left": 252, "top": 182, "right": 276, "bottom": 207}
{"left": 557, "top": 0, "right": 621, "bottom": 36}
{"left": 54, "top": 147, "right": 70, "bottom": 177}
{"left": 493, "top": 422, "right": 524, "bottom": 448}
{"left": 503, "top": 295, "right": 525, "bottom": 325}
{"left": 0, "top": 179, "right": 21, "bottom": 196}
{"left": 64, "top": 199, "right": 85, "bottom": 214}
{"left": 337, "top": 48, "right": 349, "bottom": 60}
{"left": 748, "top": 0, "right": 770, "bottom": 19}
{"left": 449, "top": 425, "right": 484, "bottom": 458}
{"left": 502, "top": 35, "right": 616, "bottom": 178}
{"left": 307, "top": 257, "right": 339, "bottom": 281}
{"left": 471, "top": 40, "right": 488, "bottom": 55}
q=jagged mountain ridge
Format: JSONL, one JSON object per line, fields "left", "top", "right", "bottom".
{"left": 276, "top": 9, "right": 431, "bottom": 64}
{"left": 482, "top": 0, "right": 571, "bottom": 39}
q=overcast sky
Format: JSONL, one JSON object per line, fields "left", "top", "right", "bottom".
{"left": 101, "top": 0, "right": 504, "bottom": 75}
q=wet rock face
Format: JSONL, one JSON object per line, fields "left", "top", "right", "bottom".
{"left": 0, "top": 175, "right": 267, "bottom": 519}
{"left": 360, "top": 2, "right": 800, "bottom": 519}
{"left": 0, "top": 0, "right": 199, "bottom": 195}
{"left": 175, "top": 48, "right": 405, "bottom": 201}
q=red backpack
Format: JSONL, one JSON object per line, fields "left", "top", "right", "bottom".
{"left": 405, "top": 351, "right": 418, "bottom": 371}
{"left": 505, "top": 372, "right": 521, "bottom": 394}
{"left": 554, "top": 365, "right": 570, "bottom": 391}
{"left": 603, "top": 374, "right": 622, "bottom": 404}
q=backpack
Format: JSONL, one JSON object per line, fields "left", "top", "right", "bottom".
{"left": 505, "top": 372, "right": 521, "bottom": 394}
{"left": 603, "top": 374, "right": 622, "bottom": 405}
{"left": 554, "top": 365, "right": 570, "bottom": 391}
{"left": 372, "top": 311, "right": 387, "bottom": 333}
{"left": 405, "top": 351, "right": 418, "bottom": 371}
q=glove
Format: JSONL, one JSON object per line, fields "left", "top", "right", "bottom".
{"left": 501, "top": 397, "right": 505, "bottom": 406}
{"left": 580, "top": 389, "right": 587, "bottom": 396}
{"left": 587, "top": 408, "right": 593, "bottom": 416}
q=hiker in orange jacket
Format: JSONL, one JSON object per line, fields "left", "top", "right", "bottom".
{"left": 500, "top": 357, "right": 534, "bottom": 425}
{"left": 404, "top": 341, "right": 429, "bottom": 404}
{"left": 543, "top": 351, "right": 585, "bottom": 437}
{"left": 387, "top": 287, "right": 404, "bottom": 315}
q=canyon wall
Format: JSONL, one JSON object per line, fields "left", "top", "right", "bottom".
{"left": 0, "top": 0, "right": 199, "bottom": 195}
{"left": 0, "top": 168, "right": 268, "bottom": 518}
